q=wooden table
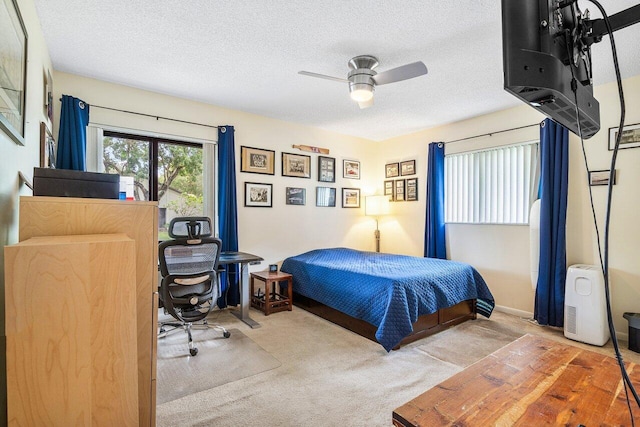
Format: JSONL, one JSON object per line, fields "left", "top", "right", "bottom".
{"left": 250, "top": 270, "right": 293, "bottom": 315}
{"left": 393, "top": 334, "right": 640, "bottom": 426}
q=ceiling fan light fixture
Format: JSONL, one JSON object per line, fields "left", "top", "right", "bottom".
{"left": 349, "top": 84, "right": 374, "bottom": 103}
{"left": 299, "top": 54, "right": 427, "bottom": 107}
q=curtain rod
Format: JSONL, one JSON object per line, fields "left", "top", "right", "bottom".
{"left": 444, "top": 122, "right": 542, "bottom": 145}
{"left": 59, "top": 100, "right": 220, "bottom": 130}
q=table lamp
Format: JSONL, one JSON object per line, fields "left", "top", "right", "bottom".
{"left": 365, "top": 195, "right": 390, "bottom": 252}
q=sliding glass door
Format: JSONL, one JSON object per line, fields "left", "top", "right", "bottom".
{"left": 102, "top": 131, "right": 206, "bottom": 240}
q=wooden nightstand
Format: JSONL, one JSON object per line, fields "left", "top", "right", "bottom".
{"left": 250, "top": 271, "right": 293, "bottom": 315}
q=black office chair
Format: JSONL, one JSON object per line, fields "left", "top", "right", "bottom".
{"left": 158, "top": 217, "right": 230, "bottom": 356}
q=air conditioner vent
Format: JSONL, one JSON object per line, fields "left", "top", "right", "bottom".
{"left": 565, "top": 305, "right": 577, "bottom": 334}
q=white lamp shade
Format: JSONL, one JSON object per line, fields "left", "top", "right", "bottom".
{"left": 350, "top": 88, "right": 374, "bottom": 103}
{"left": 365, "top": 195, "right": 390, "bottom": 216}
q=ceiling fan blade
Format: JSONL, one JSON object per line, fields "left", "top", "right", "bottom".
{"left": 298, "top": 71, "right": 348, "bottom": 83}
{"left": 358, "top": 98, "right": 374, "bottom": 109}
{"left": 372, "top": 61, "right": 428, "bottom": 86}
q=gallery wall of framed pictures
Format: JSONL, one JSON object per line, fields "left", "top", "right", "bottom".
{"left": 240, "top": 145, "right": 424, "bottom": 207}
{"left": 239, "top": 145, "right": 362, "bottom": 209}
{"left": 384, "top": 159, "right": 418, "bottom": 202}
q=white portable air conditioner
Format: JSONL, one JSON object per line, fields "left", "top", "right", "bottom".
{"left": 564, "top": 264, "right": 610, "bottom": 346}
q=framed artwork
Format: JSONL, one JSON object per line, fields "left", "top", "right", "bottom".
{"left": 39, "top": 122, "right": 55, "bottom": 168}
{"left": 385, "top": 162, "right": 399, "bottom": 178}
{"left": 395, "top": 179, "right": 405, "bottom": 201}
{"left": 589, "top": 170, "right": 616, "bottom": 186}
{"left": 400, "top": 160, "right": 416, "bottom": 176}
{"left": 609, "top": 123, "right": 640, "bottom": 150}
{"left": 384, "top": 180, "right": 394, "bottom": 200}
{"left": 341, "top": 188, "right": 360, "bottom": 208}
{"left": 44, "top": 69, "right": 53, "bottom": 124}
{"left": 244, "top": 182, "right": 273, "bottom": 207}
{"left": 343, "top": 159, "right": 360, "bottom": 179}
{"left": 0, "top": 0, "right": 28, "bottom": 146}
{"left": 316, "top": 186, "right": 336, "bottom": 207}
{"left": 286, "top": 187, "right": 306, "bottom": 205}
{"left": 282, "top": 152, "right": 311, "bottom": 178}
{"left": 406, "top": 178, "right": 418, "bottom": 201}
{"left": 240, "top": 146, "right": 275, "bottom": 175}
{"left": 318, "top": 155, "right": 336, "bottom": 182}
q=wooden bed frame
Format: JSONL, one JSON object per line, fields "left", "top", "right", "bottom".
{"left": 293, "top": 292, "right": 477, "bottom": 350}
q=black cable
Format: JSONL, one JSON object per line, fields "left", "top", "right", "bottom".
{"left": 567, "top": 47, "right": 637, "bottom": 427}
{"left": 576, "top": 0, "right": 640, "bottom": 419}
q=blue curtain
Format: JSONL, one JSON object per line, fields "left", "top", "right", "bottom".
{"left": 534, "top": 119, "right": 569, "bottom": 327}
{"left": 217, "top": 126, "right": 240, "bottom": 308}
{"left": 56, "top": 95, "right": 90, "bottom": 170}
{"left": 424, "top": 142, "right": 447, "bottom": 259}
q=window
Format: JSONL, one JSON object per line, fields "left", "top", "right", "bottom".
{"left": 102, "top": 131, "right": 211, "bottom": 240}
{"left": 445, "top": 142, "right": 539, "bottom": 224}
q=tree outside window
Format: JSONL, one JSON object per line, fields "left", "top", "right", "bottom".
{"left": 102, "top": 132, "right": 204, "bottom": 238}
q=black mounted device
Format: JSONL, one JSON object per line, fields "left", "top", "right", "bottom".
{"left": 502, "top": 0, "right": 640, "bottom": 138}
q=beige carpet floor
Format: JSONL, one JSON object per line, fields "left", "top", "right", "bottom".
{"left": 156, "top": 307, "right": 640, "bottom": 427}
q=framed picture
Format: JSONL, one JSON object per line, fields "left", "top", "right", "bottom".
{"left": 0, "top": 0, "right": 28, "bottom": 146}
{"left": 406, "top": 178, "right": 418, "bottom": 201}
{"left": 395, "top": 179, "right": 405, "bottom": 201}
{"left": 286, "top": 187, "right": 306, "bottom": 205}
{"left": 385, "top": 162, "right": 399, "bottom": 178}
{"left": 384, "top": 180, "right": 394, "bottom": 200}
{"left": 39, "top": 122, "right": 55, "bottom": 168}
{"left": 44, "top": 69, "right": 53, "bottom": 124}
{"left": 589, "top": 170, "right": 616, "bottom": 186}
{"left": 400, "top": 160, "right": 416, "bottom": 176}
{"left": 316, "top": 186, "right": 336, "bottom": 207}
{"left": 343, "top": 159, "right": 360, "bottom": 179}
{"left": 282, "top": 152, "right": 311, "bottom": 178}
{"left": 342, "top": 188, "right": 360, "bottom": 208}
{"left": 240, "top": 146, "right": 275, "bottom": 175}
{"left": 609, "top": 123, "right": 640, "bottom": 150}
{"left": 318, "top": 155, "right": 336, "bottom": 182}
{"left": 244, "top": 182, "right": 273, "bottom": 207}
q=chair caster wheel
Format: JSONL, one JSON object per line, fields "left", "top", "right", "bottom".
{"left": 190, "top": 348, "right": 198, "bottom": 356}
{"left": 223, "top": 331, "right": 231, "bottom": 338}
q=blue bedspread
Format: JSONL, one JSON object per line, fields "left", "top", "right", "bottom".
{"left": 281, "top": 248, "right": 494, "bottom": 351}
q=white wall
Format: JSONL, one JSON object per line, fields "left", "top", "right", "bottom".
{"left": 379, "top": 75, "right": 640, "bottom": 338}
{"left": 53, "top": 72, "right": 380, "bottom": 268}
{"left": 567, "top": 76, "right": 640, "bottom": 338}
{"left": 44, "top": 72, "right": 640, "bottom": 339}
{"left": 0, "top": 0, "right": 54, "bottom": 420}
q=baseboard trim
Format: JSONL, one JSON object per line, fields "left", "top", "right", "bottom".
{"left": 494, "top": 305, "right": 533, "bottom": 319}
{"left": 493, "top": 305, "right": 628, "bottom": 343}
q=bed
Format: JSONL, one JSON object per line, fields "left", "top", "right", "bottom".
{"left": 280, "top": 248, "right": 495, "bottom": 351}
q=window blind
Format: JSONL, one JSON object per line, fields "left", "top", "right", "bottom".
{"left": 445, "top": 142, "right": 539, "bottom": 224}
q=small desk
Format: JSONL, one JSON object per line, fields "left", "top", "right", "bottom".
{"left": 219, "top": 251, "right": 263, "bottom": 328}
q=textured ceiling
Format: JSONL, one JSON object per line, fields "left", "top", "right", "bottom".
{"left": 33, "top": 1, "right": 640, "bottom": 141}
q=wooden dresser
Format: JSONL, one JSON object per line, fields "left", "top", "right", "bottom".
{"left": 5, "top": 234, "right": 139, "bottom": 425}
{"left": 17, "top": 196, "right": 158, "bottom": 426}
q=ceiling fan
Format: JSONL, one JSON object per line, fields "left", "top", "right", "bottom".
{"left": 299, "top": 55, "right": 428, "bottom": 108}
